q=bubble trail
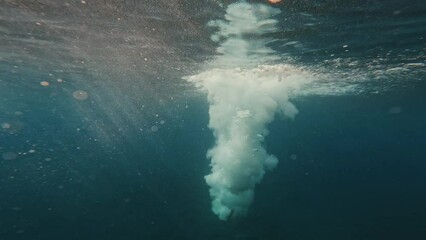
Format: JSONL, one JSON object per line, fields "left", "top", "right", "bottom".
{"left": 186, "top": 2, "right": 313, "bottom": 220}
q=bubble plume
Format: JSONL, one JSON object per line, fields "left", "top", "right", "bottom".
{"left": 186, "top": 1, "right": 312, "bottom": 220}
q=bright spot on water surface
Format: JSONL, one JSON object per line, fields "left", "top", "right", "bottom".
{"left": 73, "top": 90, "right": 89, "bottom": 100}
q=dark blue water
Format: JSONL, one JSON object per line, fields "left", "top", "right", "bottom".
{"left": 1, "top": 0, "right": 425, "bottom": 239}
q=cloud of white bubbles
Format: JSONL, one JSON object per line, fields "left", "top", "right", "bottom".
{"left": 185, "top": 2, "right": 314, "bottom": 220}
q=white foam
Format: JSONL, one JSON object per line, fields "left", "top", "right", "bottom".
{"left": 185, "top": 2, "right": 315, "bottom": 220}
{"left": 187, "top": 64, "right": 312, "bottom": 220}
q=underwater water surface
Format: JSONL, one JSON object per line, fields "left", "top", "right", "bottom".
{"left": 0, "top": 0, "right": 425, "bottom": 239}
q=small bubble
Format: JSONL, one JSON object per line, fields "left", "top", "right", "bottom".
{"left": 40, "top": 81, "right": 50, "bottom": 87}
{"left": 73, "top": 90, "right": 88, "bottom": 100}
{"left": 151, "top": 126, "right": 159, "bottom": 132}
{"left": 290, "top": 154, "right": 298, "bottom": 160}
{"left": 1, "top": 123, "right": 11, "bottom": 129}
{"left": 57, "top": 78, "right": 64, "bottom": 83}
{"left": 2, "top": 152, "right": 18, "bottom": 160}
{"left": 388, "top": 107, "right": 402, "bottom": 114}
{"left": 28, "top": 149, "right": 36, "bottom": 153}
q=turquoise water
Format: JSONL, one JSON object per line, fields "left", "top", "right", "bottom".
{"left": 0, "top": 0, "right": 425, "bottom": 239}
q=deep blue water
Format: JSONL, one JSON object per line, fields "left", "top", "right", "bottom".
{"left": 1, "top": 0, "right": 426, "bottom": 239}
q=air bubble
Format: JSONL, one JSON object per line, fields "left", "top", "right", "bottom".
{"left": 73, "top": 90, "right": 89, "bottom": 100}
{"left": 151, "top": 126, "right": 159, "bottom": 132}
{"left": 2, "top": 152, "right": 18, "bottom": 160}
{"left": 40, "top": 81, "right": 50, "bottom": 86}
